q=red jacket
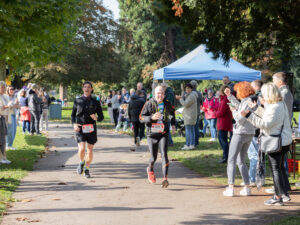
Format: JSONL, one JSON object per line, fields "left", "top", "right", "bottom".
{"left": 215, "top": 95, "right": 233, "bottom": 131}
{"left": 202, "top": 97, "right": 219, "bottom": 119}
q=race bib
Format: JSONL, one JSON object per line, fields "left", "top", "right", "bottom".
{"left": 82, "top": 124, "right": 94, "bottom": 133}
{"left": 151, "top": 123, "right": 165, "bottom": 133}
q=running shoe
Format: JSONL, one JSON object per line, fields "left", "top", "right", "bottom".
{"left": 161, "top": 178, "right": 169, "bottom": 188}
{"left": 240, "top": 187, "right": 251, "bottom": 196}
{"left": 188, "top": 145, "right": 195, "bottom": 150}
{"left": 264, "top": 196, "right": 283, "bottom": 206}
{"left": 84, "top": 169, "right": 91, "bottom": 178}
{"left": 1, "top": 159, "right": 11, "bottom": 164}
{"left": 223, "top": 187, "right": 234, "bottom": 197}
{"left": 265, "top": 187, "right": 275, "bottom": 194}
{"left": 147, "top": 167, "right": 156, "bottom": 184}
{"left": 181, "top": 145, "right": 189, "bottom": 150}
{"left": 136, "top": 137, "right": 140, "bottom": 147}
{"left": 240, "top": 182, "right": 256, "bottom": 187}
{"left": 77, "top": 161, "right": 85, "bottom": 175}
{"left": 282, "top": 194, "right": 291, "bottom": 202}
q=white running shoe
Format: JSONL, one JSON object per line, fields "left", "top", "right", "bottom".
{"left": 1, "top": 159, "right": 11, "bottom": 164}
{"left": 223, "top": 187, "right": 234, "bottom": 197}
{"left": 265, "top": 187, "right": 275, "bottom": 194}
{"left": 181, "top": 145, "right": 189, "bottom": 150}
{"left": 240, "top": 187, "right": 251, "bottom": 196}
{"left": 9, "top": 147, "right": 16, "bottom": 150}
{"left": 188, "top": 145, "right": 195, "bottom": 150}
{"left": 240, "top": 182, "right": 256, "bottom": 187}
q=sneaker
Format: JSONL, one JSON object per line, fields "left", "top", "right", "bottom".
{"left": 265, "top": 187, "right": 275, "bottom": 194}
{"left": 136, "top": 137, "right": 140, "bottom": 147}
{"left": 240, "top": 187, "right": 251, "bottom": 196}
{"left": 84, "top": 169, "right": 91, "bottom": 178}
{"left": 77, "top": 161, "right": 85, "bottom": 175}
{"left": 223, "top": 187, "right": 234, "bottom": 197}
{"left": 1, "top": 159, "right": 11, "bottom": 164}
{"left": 181, "top": 145, "right": 189, "bottom": 150}
{"left": 9, "top": 147, "right": 16, "bottom": 150}
{"left": 219, "top": 158, "right": 227, "bottom": 163}
{"left": 264, "top": 196, "right": 283, "bottom": 206}
{"left": 147, "top": 167, "right": 156, "bottom": 184}
{"left": 282, "top": 194, "right": 291, "bottom": 202}
{"left": 188, "top": 145, "right": 195, "bottom": 150}
{"left": 209, "top": 138, "right": 216, "bottom": 142}
{"left": 161, "top": 178, "right": 169, "bottom": 188}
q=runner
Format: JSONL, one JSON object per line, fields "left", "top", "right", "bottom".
{"left": 140, "top": 85, "right": 176, "bottom": 188}
{"left": 71, "top": 81, "right": 104, "bottom": 178}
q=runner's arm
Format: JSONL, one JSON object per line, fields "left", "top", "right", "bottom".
{"left": 95, "top": 100, "right": 104, "bottom": 122}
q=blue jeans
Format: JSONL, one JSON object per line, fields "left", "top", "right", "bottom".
{"left": 6, "top": 114, "right": 17, "bottom": 147}
{"left": 168, "top": 121, "right": 173, "bottom": 145}
{"left": 203, "top": 118, "right": 208, "bottom": 135}
{"left": 194, "top": 117, "right": 200, "bottom": 146}
{"left": 185, "top": 125, "right": 195, "bottom": 146}
{"left": 207, "top": 118, "right": 217, "bottom": 138}
{"left": 22, "top": 120, "right": 30, "bottom": 133}
{"left": 248, "top": 137, "right": 259, "bottom": 182}
{"left": 218, "top": 130, "right": 230, "bottom": 160}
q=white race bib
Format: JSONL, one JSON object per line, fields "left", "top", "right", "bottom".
{"left": 82, "top": 124, "right": 94, "bottom": 133}
{"left": 151, "top": 123, "right": 165, "bottom": 133}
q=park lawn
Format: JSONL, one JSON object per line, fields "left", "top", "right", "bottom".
{"left": 0, "top": 127, "right": 47, "bottom": 218}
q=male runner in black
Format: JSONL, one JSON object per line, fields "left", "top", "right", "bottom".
{"left": 140, "top": 85, "right": 176, "bottom": 188}
{"left": 71, "top": 81, "right": 104, "bottom": 178}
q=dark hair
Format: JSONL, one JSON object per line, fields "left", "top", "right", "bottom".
{"left": 219, "top": 85, "right": 230, "bottom": 95}
{"left": 185, "top": 83, "right": 193, "bottom": 89}
{"left": 252, "top": 80, "right": 263, "bottom": 88}
{"left": 20, "top": 89, "right": 26, "bottom": 97}
{"left": 273, "top": 72, "right": 288, "bottom": 84}
{"left": 82, "top": 81, "right": 93, "bottom": 93}
{"left": 136, "top": 90, "right": 142, "bottom": 96}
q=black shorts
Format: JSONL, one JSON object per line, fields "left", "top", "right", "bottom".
{"left": 75, "top": 129, "right": 97, "bottom": 145}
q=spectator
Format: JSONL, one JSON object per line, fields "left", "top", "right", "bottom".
{"left": 243, "top": 83, "right": 292, "bottom": 205}
{"left": 6, "top": 85, "right": 19, "bottom": 150}
{"left": 128, "top": 90, "right": 146, "bottom": 147}
{"left": 19, "top": 89, "right": 31, "bottom": 134}
{"left": 39, "top": 89, "right": 50, "bottom": 131}
{"left": 216, "top": 85, "right": 233, "bottom": 163}
{"left": 115, "top": 104, "right": 129, "bottom": 132}
{"left": 120, "top": 87, "right": 130, "bottom": 104}
{"left": 28, "top": 84, "right": 41, "bottom": 135}
{"left": 128, "top": 88, "right": 135, "bottom": 102}
{"left": 176, "top": 83, "right": 198, "bottom": 150}
{"left": 111, "top": 90, "right": 120, "bottom": 127}
{"left": 223, "top": 81, "right": 255, "bottom": 197}
{"left": 106, "top": 90, "right": 114, "bottom": 123}
{"left": 0, "top": 81, "right": 11, "bottom": 164}
{"left": 137, "top": 82, "right": 147, "bottom": 101}
{"left": 223, "top": 76, "right": 235, "bottom": 93}
{"left": 190, "top": 80, "right": 203, "bottom": 146}
{"left": 202, "top": 89, "right": 219, "bottom": 141}
{"left": 162, "top": 82, "right": 175, "bottom": 146}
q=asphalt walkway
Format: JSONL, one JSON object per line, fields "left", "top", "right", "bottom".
{"left": 2, "top": 123, "right": 300, "bottom": 225}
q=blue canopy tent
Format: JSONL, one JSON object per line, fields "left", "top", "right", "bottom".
{"left": 154, "top": 45, "right": 261, "bottom": 81}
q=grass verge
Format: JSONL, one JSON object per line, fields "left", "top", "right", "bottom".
{"left": 0, "top": 127, "right": 47, "bottom": 218}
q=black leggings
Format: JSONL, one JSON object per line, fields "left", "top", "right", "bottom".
{"left": 132, "top": 121, "right": 144, "bottom": 143}
{"left": 30, "top": 111, "right": 40, "bottom": 134}
{"left": 268, "top": 145, "right": 291, "bottom": 196}
{"left": 147, "top": 134, "right": 169, "bottom": 178}
{"left": 112, "top": 109, "right": 119, "bottom": 127}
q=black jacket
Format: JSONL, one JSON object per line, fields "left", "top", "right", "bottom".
{"left": 128, "top": 95, "right": 145, "bottom": 122}
{"left": 139, "top": 98, "right": 175, "bottom": 137}
{"left": 71, "top": 96, "right": 104, "bottom": 125}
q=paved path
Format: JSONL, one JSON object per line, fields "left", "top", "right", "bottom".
{"left": 2, "top": 123, "right": 300, "bottom": 225}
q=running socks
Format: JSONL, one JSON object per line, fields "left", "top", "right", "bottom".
{"left": 85, "top": 163, "right": 90, "bottom": 170}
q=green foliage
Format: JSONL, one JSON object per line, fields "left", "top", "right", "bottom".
{"left": 154, "top": 0, "right": 300, "bottom": 67}
{"left": 0, "top": 0, "right": 86, "bottom": 70}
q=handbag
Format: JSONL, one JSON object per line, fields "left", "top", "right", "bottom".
{"left": 259, "top": 125, "right": 283, "bottom": 154}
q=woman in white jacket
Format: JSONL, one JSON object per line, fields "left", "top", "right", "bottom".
{"left": 241, "top": 83, "right": 292, "bottom": 206}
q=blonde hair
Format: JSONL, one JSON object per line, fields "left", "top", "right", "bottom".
{"left": 261, "top": 83, "right": 282, "bottom": 104}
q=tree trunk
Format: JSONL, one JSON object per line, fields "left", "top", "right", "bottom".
{"left": 164, "top": 27, "right": 177, "bottom": 63}
{"left": 0, "top": 60, "right": 6, "bottom": 81}
{"left": 59, "top": 84, "right": 67, "bottom": 101}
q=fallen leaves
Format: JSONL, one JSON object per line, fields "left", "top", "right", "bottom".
{"left": 57, "top": 182, "right": 67, "bottom": 185}
{"left": 21, "top": 199, "right": 32, "bottom": 203}
{"left": 16, "top": 217, "right": 40, "bottom": 223}
{"left": 52, "top": 198, "right": 61, "bottom": 201}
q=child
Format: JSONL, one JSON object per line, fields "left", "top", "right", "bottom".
{"left": 115, "top": 104, "right": 129, "bottom": 132}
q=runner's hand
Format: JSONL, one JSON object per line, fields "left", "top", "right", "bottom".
{"left": 90, "top": 114, "right": 97, "bottom": 121}
{"left": 151, "top": 112, "right": 161, "bottom": 120}
{"left": 74, "top": 124, "right": 81, "bottom": 132}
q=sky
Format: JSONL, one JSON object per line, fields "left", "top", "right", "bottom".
{"left": 103, "top": 0, "right": 120, "bottom": 20}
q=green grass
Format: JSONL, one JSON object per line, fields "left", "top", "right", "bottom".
{"left": 0, "top": 128, "right": 47, "bottom": 218}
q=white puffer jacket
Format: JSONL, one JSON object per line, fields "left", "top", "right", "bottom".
{"left": 248, "top": 101, "right": 292, "bottom": 146}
